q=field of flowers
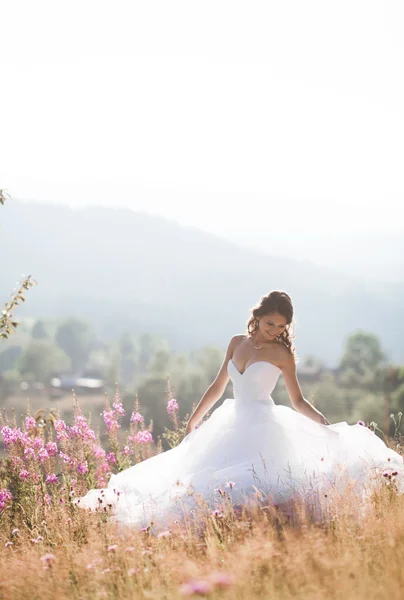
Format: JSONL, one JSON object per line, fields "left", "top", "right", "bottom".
{"left": 1, "top": 388, "right": 404, "bottom": 600}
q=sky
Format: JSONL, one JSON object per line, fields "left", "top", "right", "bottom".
{"left": 1, "top": 0, "right": 404, "bottom": 234}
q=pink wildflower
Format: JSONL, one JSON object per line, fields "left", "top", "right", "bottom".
{"left": 19, "top": 469, "right": 31, "bottom": 481}
{"left": 103, "top": 393, "right": 125, "bottom": 432}
{"left": 103, "top": 410, "right": 119, "bottom": 432}
{"left": 46, "top": 474, "right": 58, "bottom": 484}
{"left": 70, "top": 415, "right": 96, "bottom": 442}
{"left": 106, "top": 452, "right": 117, "bottom": 465}
{"left": 179, "top": 579, "right": 214, "bottom": 596}
{"left": 77, "top": 461, "right": 89, "bottom": 475}
{"left": 40, "top": 553, "right": 56, "bottom": 568}
{"left": 24, "top": 447, "right": 35, "bottom": 460}
{"left": 112, "top": 399, "right": 125, "bottom": 417}
{"left": 59, "top": 452, "right": 71, "bottom": 464}
{"left": 130, "top": 411, "right": 144, "bottom": 423}
{"left": 132, "top": 430, "right": 153, "bottom": 444}
{"left": 38, "top": 448, "right": 49, "bottom": 462}
{"left": 32, "top": 437, "right": 44, "bottom": 450}
{"left": 107, "top": 544, "right": 118, "bottom": 552}
{"left": 45, "top": 441, "right": 58, "bottom": 457}
{"left": 54, "top": 419, "right": 70, "bottom": 441}
{"left": 93, "top": 445, "right": 106, "bottom": 459}
{"left": 25, "top": 416, "right": 37, "bottom": 432}
{"left": 1, "top": 426, "right": 24, "bottom": 448}
{"left": 167, "top": 398, "right": 179, "bottom": 415}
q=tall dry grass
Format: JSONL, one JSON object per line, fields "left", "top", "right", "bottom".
{"left": 1, "top": 389, "right": 404, "bottom": 599}
{"left": 1, "top": 484, "right": 404, "bottom": 600}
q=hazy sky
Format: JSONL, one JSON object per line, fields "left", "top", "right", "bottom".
{"left": 1, "top": 1, "right": 403, "bottom": 234}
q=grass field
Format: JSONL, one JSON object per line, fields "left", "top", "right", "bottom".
{"left": 1, "top": 483, "right": 404, "bottom": 600}
{"left": 1, "top": 392, "right": 404, "bottom": 599}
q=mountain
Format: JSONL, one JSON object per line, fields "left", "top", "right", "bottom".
{"left": 219, "top": 229, "right": 404, "bottom": 284}
{"left": 1, "top": 199, "right": 403, "bottom": 365}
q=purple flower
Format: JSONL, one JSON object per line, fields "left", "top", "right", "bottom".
{"left": 45, "top": 441, "right": 58, "bottom": 457}
{"left": 357, "top": 420, "right": 366, "bottom": 427}
{"left": 0, "top": 489, "right": 13, "bottom": 511}
{"left": 93, "top": 445, "right": 106, "bottom": 459}
{"left": 54, "top": 419, "right": 70, "bottom": 441}
{"left": 59, "top": 452, "right": 71, "bottom": 464}
{"left": 106, "top": 452, "right": 117, "bottom": 465}
{"left": 25, "top": 416, "right": 37, "bottom": 432}
{"left": 103, "top": 410, "right": 120, "bottom": 432}
{"left": 112, "top": 400, "right": 125, "bottom": 417}
{"left": 40, "top": 553, "right": 56, "bottom": 568}
{"left": 70, "top": 414, "right": 97, "bottom": 442}
{"left": 131, "top": 430, "right": 153, "bottom": 444}
{"left": 103, "top": 392, "right": 126, "bottom": 432}
{"left": 32, "top": 437, "right": 44, "bottom": 450}
{"left": 1, "top": 426, "right": 24, "bottom": 448}
{"left": 77, "top": 461, "right": 89, "bottom": 475}
{"left": 46, "top": 474, "right": 58, "bottom": 485}
{"left": 38, "top": 448, "right": 49, "bottom": 462}
{"left": 179, "top": 579, "right": 214, "bottom": 596}
{"left": 19, "top": 469, "right": 31, "bottom": 481}
{"left": 167, "top": 398, "right": 179, "bottom": 415}
{"left": 130, "top": 411, "right": 144, "bottom": 424}
{"left": 24, "top": 447, "right": 35, "bottom": 460}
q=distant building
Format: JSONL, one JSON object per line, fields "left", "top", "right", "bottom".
{"left": 50, "top": 370, "right": 105, "bottom": 396}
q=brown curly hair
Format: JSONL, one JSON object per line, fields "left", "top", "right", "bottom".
{"left": 247, "top": 291, "right": 298, "bottom": 361}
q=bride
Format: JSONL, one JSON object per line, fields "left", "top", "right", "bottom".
{"left": 75, "top": 291, "right": 404, "bottom": 528}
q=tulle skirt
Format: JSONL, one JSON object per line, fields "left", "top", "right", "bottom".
{"left": 75, "top": 398, "right": 404, "bottom": 530}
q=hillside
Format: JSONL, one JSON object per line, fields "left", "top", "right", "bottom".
{"left": 1, "top": 199, "right": 403, "bottom": 364}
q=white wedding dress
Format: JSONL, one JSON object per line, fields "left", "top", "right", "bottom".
{"left": 75, "top": 359, "right": 404, "bottom": 529}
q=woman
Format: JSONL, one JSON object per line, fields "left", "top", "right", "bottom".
{"left": 75, "top": 291, "right": 404, "bottom": 528}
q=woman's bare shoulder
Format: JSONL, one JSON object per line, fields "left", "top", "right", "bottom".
{"left": 227, "top": 334, "right": 247, "bottom": 351}
{"left": 274, "top": 343, "right": 297, "bottom": 368}
{"left": 232, "top": 333, "right": 247, "bottom": 342}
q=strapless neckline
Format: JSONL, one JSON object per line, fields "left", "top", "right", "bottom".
{"left": 229, "top": 358, "right": 281, "bottom": 376}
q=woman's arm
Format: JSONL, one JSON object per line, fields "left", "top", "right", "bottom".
{"left": 281, "top": 352, "right": 330, "bottom": 425}
{"left": 185, "top": 335, "right": 243, "bottom": 435}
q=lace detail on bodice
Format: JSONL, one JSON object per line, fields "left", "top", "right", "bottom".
{"left": 227, "top": 359, "right": 281, "bottom": 407}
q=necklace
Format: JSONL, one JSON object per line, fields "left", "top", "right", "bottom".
{"left": 251, "top": 334, "right": 278, "bottom": 350}
{"left": 253, "top": 341, "right": 264, "bottom": 350}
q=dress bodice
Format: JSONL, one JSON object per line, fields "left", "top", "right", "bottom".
{"left": 227, "top": 359, "right": 281, "bottom": 407}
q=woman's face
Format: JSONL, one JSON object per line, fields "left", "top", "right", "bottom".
{"left": 258, "top": 312, "right": 288, "bottom": 340}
